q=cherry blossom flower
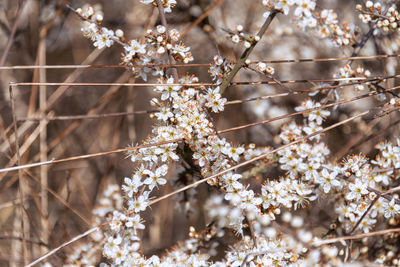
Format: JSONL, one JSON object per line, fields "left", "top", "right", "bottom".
{"left": 93, "top": 28, "right": 114, "bottom": 49}
{"left": 155, "top": 77, "right": 181, "bottom": 100}
{"left": 206, "top": 96, "right": 227, "bottom": 113}
{"left": 139, "top": 0, "right": 176, "bottom": 13}
{"left": 223, "top": 172, "right": 243, "bottom": 190}
{"left": 193, "top": 151, "right": 208, "bottom": 167}
{"left": 383, "top": 198, "right": 400, "bottom": 218}
{"left": 126, "top": 214, "right": 145, "bottom": 234}
{"left": 276, "top": 0, "right": 294, "bottom": 15}
{"left": 317, "top": 168, "right": 341, "bottom": 193}
{"left": 124, "top": 40, "right": 146, "bottom": 56}
{"left": 222, "top": 145, "right": 245, "bottom": 162}
{"left": 303, "top": 122, "right": 322, "bottom": 141}
{"left": 104, "top": 235, "right": 122, "bottom": 258}
{"left": 122, "top": 176, "right": 142, "bottom": 198}
{"left": 294, "top": 0, "right": 316, "bottom": 17}
{"left": 155, "top": 107, "right": 174, "bottom": 121}
{"left": 225, "top": 187, "right": 243, "bottom": 205}
{"left": 346, "top": 179, "right": 369, "bottom": 201}
{"left": 295, "top": 99, "right": 330, "bottom": 125}
{"left": 128, "top": 195, "right": 149, "bottom": 212}
{"left": 141, "top": 148, "right": 159, "bottom": 163}
{"left": 154, "top": 143, "right": 179, "bottom": 162}
{"left": 143, "top": 164, "right": 168, "bottom": 190}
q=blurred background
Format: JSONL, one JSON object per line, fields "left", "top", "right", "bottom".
{"left": 1, "top": 0, "right": 399, "bottom": 265}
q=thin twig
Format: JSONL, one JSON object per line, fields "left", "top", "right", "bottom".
{"left": 9, "top": 84, "right": 29, "bottom": 264}
{"left": 253, "top": 54, "right": 400, "bottom": 64}
{"left": 38, "top": 26, "right": 50, "bottom": 255}
{"left": 219, "top": 9, "right": 279, "bottom": 94}
{"left": 349, "top": 195, "right": 380, "bottom": 235}
{"left": 358, "top": 10, "right": 391, "bottom": 20}
{"left": 313, "top": 227, "right": 400, "bottom": 246}
{"left": 9, "top": 78, "right": 400, "bottom": 123}
{"left": 180, "top": 0, "right": 225, "bottom": 38}
{"left": 24, "top": 168, "right": 91, "bottom": 226}
{"left": 0, "top": 63, "right": 209, "bottom": 70}
{"left": 25, "top": 227, "right": 100, "bottom": 267}
{"left": 0, "top": 139, "right": 182, "bottom": 173}
{"left": 7, "top": 76, "right": 388, "bottom": 87}
{"left": 12, "top": 77, "right": 398, "bottom": 122}
{"left": 219, "top": 85, "right": 400, "bottom": 134}
{"left": 367, "top": 187, "right": 400, "bottom": 204}
{"left": 0, "top": 160, "right": 55, "bottom": 173}
{"left": 2, "top": 84, "right": 398, "bottom": 174}
{"left": 0, "top": 0, "right": 27, "bottom": 66}
{"left": 1, "top": 54, "right": 400, "bottom": 71}
{"left": 17, "top": 110, "right": 157, "bottom": 122}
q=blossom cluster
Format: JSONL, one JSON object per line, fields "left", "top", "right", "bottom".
{"left": 262, "top": 0, "right": 360, "bottom": 46}
{"left": 255, "top": 62, "right": 275, "bottom": 75}
{"left": 306, "top": 63, "right": 377, "bottom": 104}
{"left": 78, "top": 5, "right": 193, "bottom": 80}
{"left": 209, "top": 55, "right": 234, "bottom": 84}
{"left": 139, "top": 0, "right": 176, "bottom": 13}
{"left": 357, "top": 1, "right": 400, "bottom": 32}
{"left": 77, "top": 5, "right": 118, "bottom": 49}
{"left": 75, "top": 3, "right": 270, "bottom": 263}
{"left": 58, "top": 1, "right": 400, "bottom": 266}
{"left": 333, "top": 64, "right": 372, "bottom": 92}
{"left": 226, "top": 24, "right": 261, "bottom": 49}
{"left": 271, "top": 99, "right": 400, "bottom": 236}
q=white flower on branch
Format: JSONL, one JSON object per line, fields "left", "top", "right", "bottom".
{"left": 383, "top": 198, "right": 400, "bottom": 218}
{"left": 143, "top": 164, "right": 168, "bottom": 190}
{"left": 316, "top": 168, "right": 341, "bottom": 193}
{"left": 347, "top": 179, "right": 369, "bottom": 201}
